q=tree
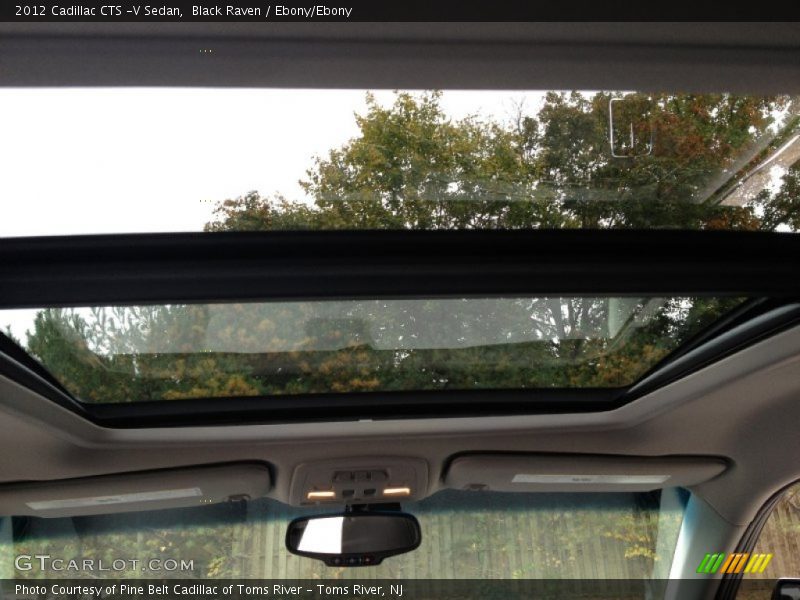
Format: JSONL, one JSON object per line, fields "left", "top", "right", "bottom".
{"left": 205, "top": 90, "right": 799, "bottom": 232}
{"left": 22, "top": 90, "right": 789, "bottom": 404}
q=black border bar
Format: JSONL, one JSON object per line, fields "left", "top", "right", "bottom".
{"left": 85, "top": 388, "right": 624, "bottom": 428}
{"left": 1, "top": 230, "right": 799, "bottom": 308}
{"left": 3, "top": 1, "right": 798, "bottom": 22}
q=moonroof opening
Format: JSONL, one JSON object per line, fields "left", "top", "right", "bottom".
{"left": 0, "top": 297, "right": 746, "bottom": 404}
{"left": 1, "top": 88, "right": 799, "bottom": 238}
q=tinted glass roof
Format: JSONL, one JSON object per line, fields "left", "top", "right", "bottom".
{"left": 1, "top": 88, "right": 799, "bottom": 238}
{"left": 0, "top": 297, "right": 745, "bottom": 404}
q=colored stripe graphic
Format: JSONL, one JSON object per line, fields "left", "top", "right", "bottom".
{"left": 756, "top": 554, "right": 773, "bottom": 573}
{"left": 697, "top": 553, "right": 725, "bottom": 573}
{"left": 732, "top": 553, "right": 749, "bottom": 573}
{"left": 711, "top": 554, "right": 725, "bottom": 573}
{"left": 696, "top": 553, "right": 773, "bottom": 574}
{"left": 718, "top": 553, "right": 735, "bottom": 574}
{"left": 696, "top": 554, "right": 712, "bottom": 573}
{"left": 744, "top": 554, "right": 762, "bottom": 573}
{"left": 697, "top": 554, "right": 712, "bottom": 573}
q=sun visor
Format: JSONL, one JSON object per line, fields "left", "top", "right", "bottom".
{"left": 0, "top": 463, "right": 272, "bottom": 518}
{"left": 444, "top": 454, "right": 727, "bottom": 493}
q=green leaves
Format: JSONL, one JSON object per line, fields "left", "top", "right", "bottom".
{"left": 18, "top": 297, "right": 745, "bottom": 404}
{"left": 207, "top": 90, "right": 799, "bottom": 233}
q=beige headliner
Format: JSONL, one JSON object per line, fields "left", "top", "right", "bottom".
{"left": 0, "top": 322, "right": 799, "bottom": 528}
{"left": 3, "top": 22, "right": 800, "bottom": 93}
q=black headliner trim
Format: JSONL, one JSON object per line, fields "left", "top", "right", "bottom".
{"left": 87, "top": 388, "right": 625, "bottom": 428}
{"left": 1, "top": 230, "right": 799, "bottom": 308}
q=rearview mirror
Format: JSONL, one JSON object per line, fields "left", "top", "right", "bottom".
{"left": 772, "top": 578, "right": 800, "bottom": 600}
{"left": 285, "top": 511, "right": 421, "bottom": 566}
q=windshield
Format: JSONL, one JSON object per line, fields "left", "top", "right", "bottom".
{"left": 0, "top": 489, "right": 688, "bottom": 581}
{"left": 1, "top": 88, "right": 799, "bottom": 237}
{"left": 0, "top": 296, "right": 745, "bottom": 403}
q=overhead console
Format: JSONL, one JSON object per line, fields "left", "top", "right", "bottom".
{"left": 0, "top": 463, "right": 272, "bottom": 518}
{"left": 289, "top": 457, "right": 428, "bottom": 506}
{"left": 444, "top": 454, "right": 728, "bottom": 493}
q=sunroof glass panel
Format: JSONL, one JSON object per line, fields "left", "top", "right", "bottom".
{"left": 0, "top": 297, "right": 746, "bottom": 404}
{"left": 1, "top": 88, "right": 799, "bottom": 238}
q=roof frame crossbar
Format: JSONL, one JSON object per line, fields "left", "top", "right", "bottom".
{"left": 0, "top": 229, "right": 799, "bottom": 308}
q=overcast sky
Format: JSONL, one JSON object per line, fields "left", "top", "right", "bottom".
{"left": 0, "top": 88, "right": 545, "bottom": 238}
{"left": 0, "top": 87, "right": 546, "bottom": 339}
